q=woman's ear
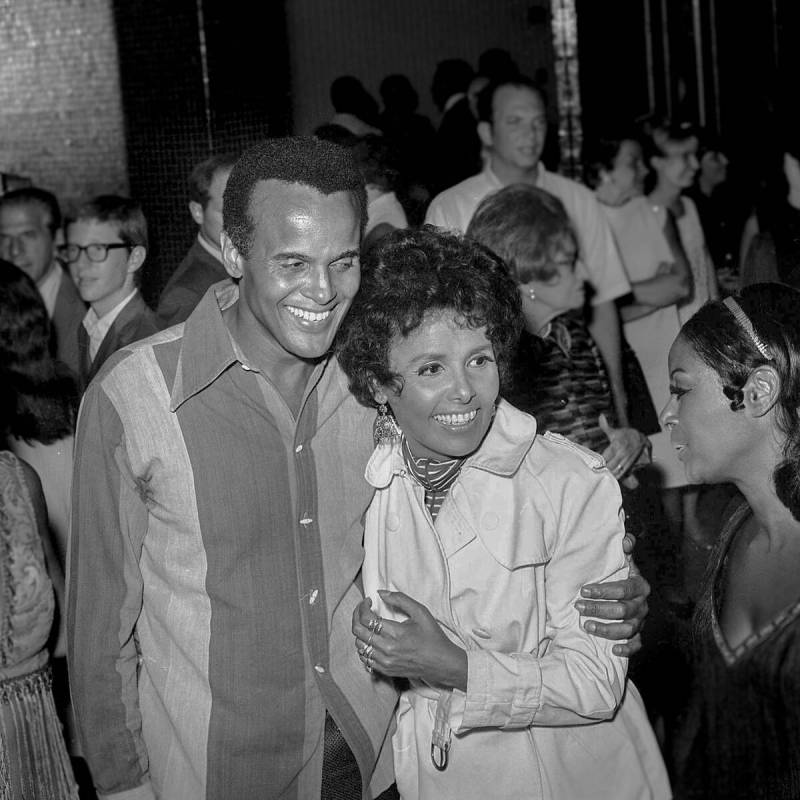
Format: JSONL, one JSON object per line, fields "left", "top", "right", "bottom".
{"left": 369, "top": 377, "right": 388, "bottom": 407}
{"left": 743, "top": 366, "right": 780, "bottom": 418}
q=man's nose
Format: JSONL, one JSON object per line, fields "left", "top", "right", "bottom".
{"left": 304, "top": 265, "right": 334, "bottom": 304}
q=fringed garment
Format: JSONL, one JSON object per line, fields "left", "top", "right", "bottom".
{"left": 0, "top": 452, "right": 77, "bottom": 799}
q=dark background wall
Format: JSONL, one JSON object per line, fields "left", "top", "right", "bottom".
{"left": 0, "top": 0, "right": 128, "bottom": 210}
{"left": 576, "top": 0, "right": 800, "bottom": 194}
{"left": 111, "top": 0, "right": 291, "bottom": 304}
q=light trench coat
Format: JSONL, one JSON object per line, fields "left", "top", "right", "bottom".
{"left": 363, "top": 401, "right": 670, "bottom": 799}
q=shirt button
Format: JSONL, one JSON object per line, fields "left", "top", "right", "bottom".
{"left": 314, "top": 664, "right": 326, "bottom": 674}
{"left": 309, "top": 589, "right": 319, "bottom": 605}
{"left": 300, "top": 517, "right": 313, "bottom": 526}
{"left": 241, "top": 364, "right": 252, "bottom": 371}
{"left": 295, "top": 444, "right": 303, "bottom": 453}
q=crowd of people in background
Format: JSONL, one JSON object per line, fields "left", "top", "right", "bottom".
{"left": 1, "top": 44, "right": 799, "bottom": 800}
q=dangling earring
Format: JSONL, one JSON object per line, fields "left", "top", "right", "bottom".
{"left": 373, "top": 403, "right": 400, "bottom": 446}
{"left": 527, "top": 288, "right": 536, "bottom": 301}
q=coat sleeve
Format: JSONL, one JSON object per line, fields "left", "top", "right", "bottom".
{"left": 451, "top": 465, "right": 628, "bottom": 733}
{"left": 67, "top": 381, "right": 155, "bottom": 799}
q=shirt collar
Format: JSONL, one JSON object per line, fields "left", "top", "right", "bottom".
{"left": 82, "top": 289, "right": 138, "bottom": 358}
{"left": 365, "top": 401, "right": 537, "bottom": 489}
{"left": 37, "top": 261, "right": 62, "bottom": 317}
{"left": 196, "top": 231, "right": 223, "bottom": 262}
{"left": 168, "top": 281, "right": 337, "bottom": 413}
{"left": 483, "top": 160, "right": 544, "bottom": 189}
{"left": 169, "top": 281, "right": 243, "bottom": 411}
{"left": 443, "top": 92, "right": 466, "bottom": 113}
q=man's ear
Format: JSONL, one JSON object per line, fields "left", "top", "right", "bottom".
{"left": 477, "top": 120, "right": 493, "bottom": 150}
{"left": 126, "top": 246, "right": 147, "bottom": 273}
{"left": 220, "top": 231, "right": 243, "bottom": 280}
{"left": 189, "top": 201, "right": 204, "bottom": 227}
{"left": 743, "top": 366, "right": 780, "bottom": 418}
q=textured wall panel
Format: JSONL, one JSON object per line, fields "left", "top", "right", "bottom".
{"left": 0, "top": 0, "right": 128, "bottom": 212}
{"left": 287, "top": 0, "right": 554, "bottom": 135}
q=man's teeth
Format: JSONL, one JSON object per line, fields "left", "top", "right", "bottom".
{"left": 286, "top": 306, "right": 330, "bottom": 322}
{"left": 434, "top": 410, "right": 477, "bottom": 425}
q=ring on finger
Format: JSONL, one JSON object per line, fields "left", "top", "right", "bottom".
{"left": 367, "top": 630, "right": 375, "bottom": 647}
{"left": 364, "top": 658, "right": 373, "bottom": 674}
{"left": 373, "top": 618, "right": 384, "bottom": 636}
{"left": 362, "top": 644, "right": 374, "bottom": 660}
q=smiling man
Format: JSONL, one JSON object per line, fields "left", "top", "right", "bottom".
{"left": 67, "top": 138, "right": 398, "bottom": 800}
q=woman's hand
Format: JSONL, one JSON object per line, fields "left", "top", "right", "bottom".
{"left": 599, "top": 414, "right": 651, "bottom": 481}
{"left": 352, "top": 592, "right": 468, "bottom": 692}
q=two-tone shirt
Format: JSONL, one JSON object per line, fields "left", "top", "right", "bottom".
{"left": 67, "top": 282, "right": 397, "bottom": 799}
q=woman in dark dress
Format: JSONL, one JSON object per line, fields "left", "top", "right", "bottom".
{"left": 660, "top": 283, "right": 800, "bottom": 799}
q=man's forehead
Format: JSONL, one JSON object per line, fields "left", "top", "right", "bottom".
{"left": 0, "top": 202, "right": 50, "bottom": 231}
{"left": 493, "top": 85, "right": 544, "bottom": 116}
{"left": 247, "top": 179, "right": 358, "bottom": 223}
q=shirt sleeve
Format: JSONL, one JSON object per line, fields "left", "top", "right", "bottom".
{"left": 424, "top": 195, "right": 452, "bottom": 229}
{"left": 576, "top": 193, "right": 632, "bottom": 306}
{"left": 67, "top": 381, "right": 153, "bottom": 796}
{"left": 449, "top": 466, "right": 628, "bottom": 732}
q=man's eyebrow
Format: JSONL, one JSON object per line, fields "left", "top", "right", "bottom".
{"left": 331, "top": 248, "right": 360, "bottom": 262}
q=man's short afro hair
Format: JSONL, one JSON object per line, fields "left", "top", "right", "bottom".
{"left": 223, "top": 136, "right": 367, "bottom": 257}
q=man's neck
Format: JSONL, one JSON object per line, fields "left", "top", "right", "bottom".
{"left": 197, "top": 231, "right": 223, "bottom": 261}
{"left": 222, "top": 303, "right": 319, "bottom": 417}
{"left": 488, "top": 156, "right": 539, "bottom": 187}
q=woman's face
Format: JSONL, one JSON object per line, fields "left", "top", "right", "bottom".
{"left": 659, "top": 334, "right": 740, "bottom": 484}
{"left": 529, "top": 242, "right": 585, "bottom": 316}
{"left": 652, "top": 136, "right": 700, "bottom": 191}
{"left": 376, "top": 311, "right": 500, "bottom": 461}
{"left": 607, "top": 139, "right": 647, "bottom": 202}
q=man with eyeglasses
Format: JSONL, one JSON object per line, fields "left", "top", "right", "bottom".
{"left": 0, "top": 186, "right": 86, "bottom": 376}
{"left": 62, "top": 195, "right": 159, "bottom": 390}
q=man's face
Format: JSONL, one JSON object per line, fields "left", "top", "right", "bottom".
{"left": 191, "top": 166, "right": 232, "bottom": 251}
{"left": 480, "top": 85, "right": 547, "bottom": 180}
{"left": 652, "top": 137, "right": 699, "bottom": 190}
{"left": 0, "top": 203, "right": 56, "bottom": 284}
{"left": 222, "top": 180, "right": 361, "bottom": 363}
{"left": 66, "top": 219, "right": 137, "bottom": 318}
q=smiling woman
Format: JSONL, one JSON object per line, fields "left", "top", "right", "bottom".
{"left": 335, "top": 226, "right": 669, "bottom": 799}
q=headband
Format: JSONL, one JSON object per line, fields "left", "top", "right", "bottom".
{"left": 722, "top": 296, "right": 774, "bottom": 360}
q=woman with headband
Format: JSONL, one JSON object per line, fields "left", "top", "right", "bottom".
{"left": 661, "top": 283, "right": 800, "bottom": 799}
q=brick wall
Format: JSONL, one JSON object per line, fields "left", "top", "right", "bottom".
{"left": 0, "top": 0, "right": 128, "bottom": 213}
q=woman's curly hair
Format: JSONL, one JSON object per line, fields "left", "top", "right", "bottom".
{"left": 0, "top": 260, "right": 78, "bottom": 443}
{"left": 681, "top": 282, "right": 800, "bottom": 520}
{"left": 336, "top": 225, "right": 522, "bottom": 408}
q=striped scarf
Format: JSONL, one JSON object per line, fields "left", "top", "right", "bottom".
{"left": 401, "top": 437, "right": 465, "bottom": 522}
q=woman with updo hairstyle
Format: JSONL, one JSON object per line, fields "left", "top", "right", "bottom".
{"left": 337, "top": 226, "right": 668, "bottom": 799}
{"left": 661, "top": 283, "right": 800, "bottom": 799}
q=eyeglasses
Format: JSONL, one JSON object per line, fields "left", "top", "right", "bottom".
{"left": 58, "top": 243, "right": 131, "bottom": 263}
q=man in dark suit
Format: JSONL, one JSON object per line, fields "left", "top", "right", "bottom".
{"left": 156, "top": 153, "right": 238, "bottom": 328}
{"left": 430, "top": 59, "right": 482, "bottom": 194}
{"left": 0, "top": 187, "right": 86, "bottom": 376}
{"left": 62, "top": 195, "right": 159, "bottom": 390}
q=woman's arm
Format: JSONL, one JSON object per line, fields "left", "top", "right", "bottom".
{"left": 354, "top": 466, "right": 630, "bottom": 732}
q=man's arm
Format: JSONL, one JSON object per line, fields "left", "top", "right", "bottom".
{"left": 67, "top": 384, "right": 155, "bottom": 800}
{"left": 575, "top": 532, "right": 650, "bottom": 658}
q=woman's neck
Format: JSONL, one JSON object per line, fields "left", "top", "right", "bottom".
{"left": 648, "top": 183, "right": 682, "bottom": 212}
